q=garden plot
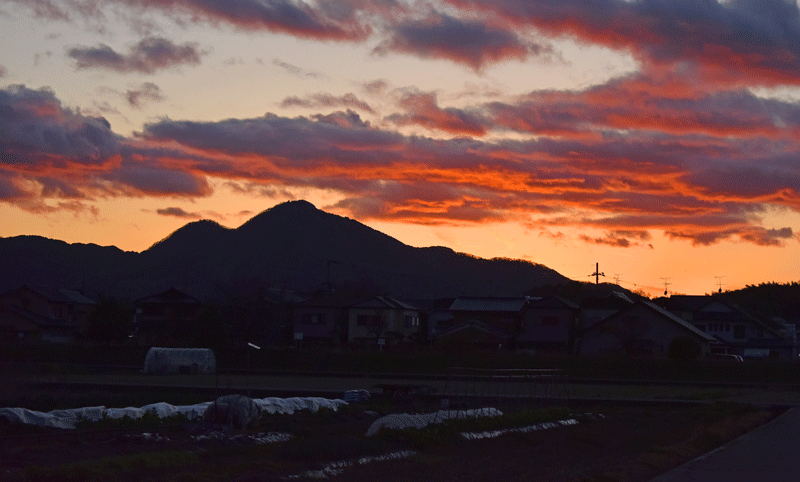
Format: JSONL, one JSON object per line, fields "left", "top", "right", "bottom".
{"left": 0, "top": 396, "right": 348, "bottom": 429}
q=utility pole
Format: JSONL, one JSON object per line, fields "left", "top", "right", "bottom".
{"left": 660, "top": 277, "right": 672, "bottom": 296}
{"left": 590, "top": 263, "right": 605, "bottom": 285}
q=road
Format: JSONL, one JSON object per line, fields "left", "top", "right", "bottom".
{"left": 650, "top": 406, "right": 800, "bottom": 482}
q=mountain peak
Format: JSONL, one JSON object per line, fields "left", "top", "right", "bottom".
{"left": 145, "top": 218, "right": 230, "bottom": 253}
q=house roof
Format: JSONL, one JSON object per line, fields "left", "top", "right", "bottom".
{"left": 581, "top": 291, "right": 635, "bottom": 309}
{"left": 136, "top": 287, "right": 201, "bottom": 304}
{"left": 526, "top": 295, "right": 579, "bottom": 310}
{"left": 659, "top": 295, "right": 711, "bottom": 312}
{"left": 17, "top": 285, "right": 96, "bottom": 305}
{"left": 638, "top": 299, "right": 717, "bottom": 342}
{"left": 434, "top": 319, "right": 512, "bottom": 340}
{"left": 667, "top": 295, "right": 789, "bottom": 340}
{"left": 352, "top": 296, "right": 417, "bottom": 310}
{"left": 296, "top": 295, "right": 361, "bottom": 309}
{"left": 587, "top": 299, "right": 717, "bottom": 343}
{"left": 1, "top": 304, "right": 79, "bottom": 329}
{"left": 449, "top": 297, "right": 527, "bottom": 313}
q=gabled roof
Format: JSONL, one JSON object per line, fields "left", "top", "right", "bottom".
{"left": 1, "top": 304, "right": 79, "bottom": 329}
{"left": 296, "top": 295, "right": 360, "bottom": 309}
{"left": 16, "top": 285, "right": 96, "bottom": 305}
{"left": 659, "top": 295, "right": 712, "bottom": 312}
{"left": 581, "top": 291, "right": 635, "bottom": 309}
{"left": 136, "top": 287, "right": 200, "bottom": 304}
{"left": 352, "top": 296, "right": 417, "bottom": 310}
{"left": 589, "top": 299, "right": 716, "bottom": 343}
{"left": 434, "top": 319, "right": 512, "bottom": 340}
{"left": 526, "top": 295, "right": 579, "bottom": 310}
{"left": 638, "top": 299, "right": 717, "bottom": 342}
{"left": 449, "top": 297, "right": 527, "bottom": 313}
{"left": 668, "top": 295, "right": 789, "bottom": 340}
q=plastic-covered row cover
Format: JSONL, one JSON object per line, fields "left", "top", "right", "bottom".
{"left": 0, "top": 397, "right": 348, "bottom": 429}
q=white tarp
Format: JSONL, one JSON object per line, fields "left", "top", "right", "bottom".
{"left": 143, "top": 347, "right": 216, "bottom": 374}
{"left": 366, "top": 407, "right": 502, "bottom": 436}
{"left": 0, "top": 396, "right": 348, "bottom": 430}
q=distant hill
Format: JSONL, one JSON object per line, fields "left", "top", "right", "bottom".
{"left": 0, "top": 200, "right": 569, "bottom": 300}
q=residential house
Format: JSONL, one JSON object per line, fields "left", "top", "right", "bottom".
{"left": 579, "top": 291, "right": 635, "bottom": 332}
{"left": 658, "top": 295, "right": 795, "bottom": 360}
{"left": 226, "top": 288, "right": 305, "bottom": 348}
{"left": 291, "top": 295, "right": 354, "bottom": 348}
{"left": 437, "top": 297, "right": 528, "bottom": 351}
{"left": 423, "top": 297, "right": 456, "bottom": 341}
{"left": 0, "top": 285, "right": 96, "bottom": 343}
{"left": 449, "top": 297, "right": 527, "bottom": 337}
{"left": 518, "top": 296, "right": 579, "bottom": 354}
{"left": 579, "top": 299, "right": 717, "bottom": 358}
{"left": 131, "top": 287, "right": 202, "bottom": 347}
{"left": 433, "top": 319, "right": 511, "bottom": 352}
{"left": 347, "top": 296, "right": 420, "bottom": 347}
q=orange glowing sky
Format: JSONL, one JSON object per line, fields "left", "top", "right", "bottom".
{"left": 2, "top": 0, "right": 800, "bottom": 296}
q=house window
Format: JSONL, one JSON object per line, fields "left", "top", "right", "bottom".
{"left": 303, "top": 313, "right": 326, "bottom": 325}
{"left": 357, "top": 314, "right": 380, "bottom": 327}
{"left": 405, "top": 315, "right": 419, "bottom": 327}
{"left": 734, "top": 325, "right": 746, "bottom": 339}
{"left": 541, "top": 316, "right": 558, "bottom": 326}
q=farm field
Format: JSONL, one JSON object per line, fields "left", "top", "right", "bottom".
{"left": 0, "top": 366, "right": 790, "bottom": 482}
{"left": 0, "top": 394, "right": 779, "bottom": 482}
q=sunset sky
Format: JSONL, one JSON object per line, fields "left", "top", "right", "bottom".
{"left": 2, "top": 0, "right": 800, "bottom": 296}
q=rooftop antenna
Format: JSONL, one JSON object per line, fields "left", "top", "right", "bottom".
{"left": 590, "top": 263, "right": 605, "bottom": 285}
{"left": 715, "top": 275, "right": 726, "bottom": 294}
{"left": 613, "top": 274, "right": 621, "bottom": 285}
{"left": 660, "top": 277, "right": 672, "bottom": 296}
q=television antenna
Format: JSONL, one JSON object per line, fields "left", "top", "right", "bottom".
{"left": 660, "top": 277, "right": 672, "bottom": 296}
{"left": 715, "top": 275, "right": 727, "bottom": 294}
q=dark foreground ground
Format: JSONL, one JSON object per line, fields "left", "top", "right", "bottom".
{"left": 0, "top": 399, "right": 780, "bottom": 482}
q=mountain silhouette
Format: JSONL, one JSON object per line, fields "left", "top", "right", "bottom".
{"left": 0, "top": 200, "right": 568, "bottom": 300}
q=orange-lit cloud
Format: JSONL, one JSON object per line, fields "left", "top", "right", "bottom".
{"left": 16, "top": 0, "right": 800, "bottom": 84}
{"left": 386, "top": 90, "right": 488, "bottom": 136}
{"left": 2, "top": 81, "right": 799, "bottom": 247}
{"left": 281, "top": 93, "right": 375, "bottom": 114}
{"left": 446, "top": 0, "right": 800, "bottom": 87}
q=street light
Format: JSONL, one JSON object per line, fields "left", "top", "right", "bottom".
{"left": 247, "top": 342, "right": 260, "bottom": 396}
